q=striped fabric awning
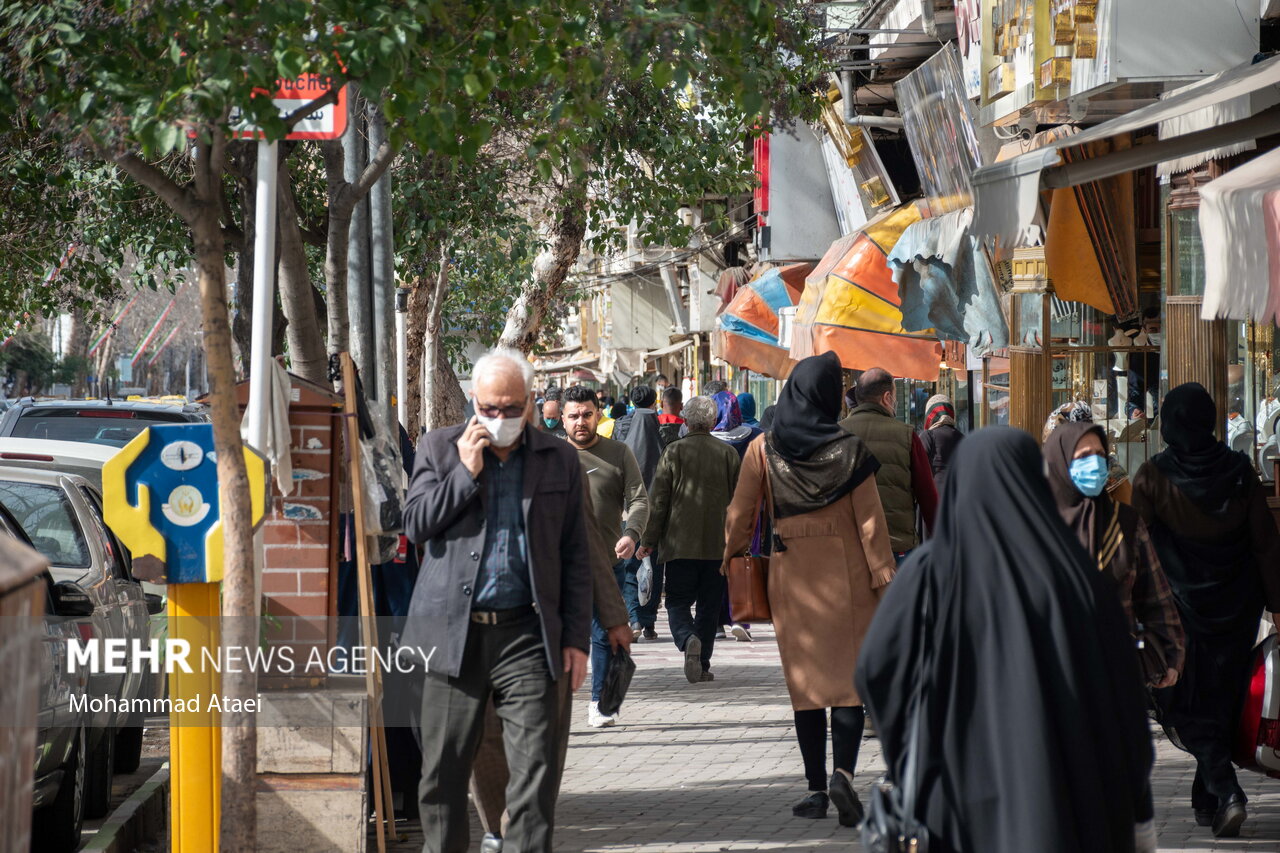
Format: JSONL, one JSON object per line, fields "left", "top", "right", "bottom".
{"left": 790, "top": 203, "right": 942, "bottom": 381}
{"left": 713, "top": 263, "right": 812, "bottom": 379}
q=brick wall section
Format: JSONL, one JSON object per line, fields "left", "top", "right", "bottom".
{"left": 257, "top": 403, "right": 342, "bottom": 677}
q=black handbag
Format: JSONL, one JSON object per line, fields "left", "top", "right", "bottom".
{"left": 860, "top": 584, "right": 932, "bottom": 853}
{"left": 597, "top": 646, "right": 636, "bottom": 717}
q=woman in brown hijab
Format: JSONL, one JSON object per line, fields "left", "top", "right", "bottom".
{"left": 1043, "top": 420, "right": 1185, "bottom": 689}
{"left": 722, "top": 352, "right": 896, "bottom": 827}
{"left": 1044, "top": 420, "right": 1185, "bottom": 851}
{"left": 1132, "top": 382, "right": 1280, "bottom": 838}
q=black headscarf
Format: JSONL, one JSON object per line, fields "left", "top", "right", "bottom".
{"left": 857, "top": 428, "right": 1152, "bottom": 853}
{"left": 1044, "top": 421, "right": 1114, "bottom": 564}
{"left": 759, "top": 405, "right": 776, "bottom": 431}
{"left": 1153, "top": 382, "right": 1254, "bottom": 517}
{"left": 765, "top": 352, "right": 879, "bottom": 517}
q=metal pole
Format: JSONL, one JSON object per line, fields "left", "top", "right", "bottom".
{"left": 395, "top": 287, "right": 409, "bottom": 428}
{"left": 368, "top": 103, "right": 396, "bottom": 433}
{"left": 344, "top": 87, "right": 374, "bottom": 389}
{"left": 246, "top": 138, "right": 278, "bottom": 451}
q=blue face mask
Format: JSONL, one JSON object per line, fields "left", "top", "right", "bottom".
{"left": 1068, "top": 454, "right": 1109, "bottom": 498}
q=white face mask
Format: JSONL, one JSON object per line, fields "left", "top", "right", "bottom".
{"left": 476, "top": 412, "right": 525, "bottom": 447}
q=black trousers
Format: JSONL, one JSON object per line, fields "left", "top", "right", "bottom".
{"left": 664, "top": 559, "right": 725, "bottom": 671}
{"left": 418, "top": 613, "right": 559, "bottom": 853}
{"left": 795, "top": 707, "right": 866, "bottom": 792}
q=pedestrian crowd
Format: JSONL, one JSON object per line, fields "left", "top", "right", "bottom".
{"left": 403, "top": 345, "right": 1280, "bottom": 853}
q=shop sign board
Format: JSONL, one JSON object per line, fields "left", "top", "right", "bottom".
{"left": 230, "top": 75, "right": 348, "bottom": 141}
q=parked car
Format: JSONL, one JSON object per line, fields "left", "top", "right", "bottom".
{"left": 0, "top": 437, "right": 170, "bottom": 642}
{"left": 0, "top": 397, "right": 208, "bottom": 448}
{"left": 0, "top": 466, "right": 157, "bottom": 819}
{"left": 0, "top": 503, "right": 93, "bottom": 852}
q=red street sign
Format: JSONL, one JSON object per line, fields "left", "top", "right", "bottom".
{"left": 231, "top": 75, "right": 348, "bottom": 141}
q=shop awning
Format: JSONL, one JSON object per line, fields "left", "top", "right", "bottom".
{"left": 536, "top": 352, "right": 598, "bottom": 373}
{"left": 972, "top": 54, "right": 1280, "bottom": 248}
{"left": 642, "top": 339, "right": 693, "bottom": 361}
{"left": 791, "top": 203, "right": 942, "bottom": 381}
{"left": 1199, "top": 145, "right": 1280, "bottom": 324}
{"left": 713, "top": 263, "right": 812, "bottom": 379}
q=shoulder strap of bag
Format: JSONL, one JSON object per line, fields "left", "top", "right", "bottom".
{"left": 899, "top": 580, "right": 933, "bottom": 827}
{"left": 760, "top": 441, "right": 785, "bottom": 553}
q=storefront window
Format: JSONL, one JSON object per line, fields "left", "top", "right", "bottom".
{"left": 980, "top": 357, "right": 1010, "bottom": 427}
{"left": 1236, "top": 320, "right": 1279, "bottom": 482}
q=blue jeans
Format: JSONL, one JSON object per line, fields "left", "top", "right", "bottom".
{"left": 591, "top": 561, "right": 628, "bottom": 703}
{"left": 622, "top": 555, "right": 664, "bottom": 628}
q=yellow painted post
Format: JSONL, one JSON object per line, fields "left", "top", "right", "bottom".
{"left": 102, "top": 424, "right": 269, "bottom": 853}
{"left": 169, "top": 582, "right": 221, "bottom": 853}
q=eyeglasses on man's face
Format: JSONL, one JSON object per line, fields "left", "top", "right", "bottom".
{"left": 477, "top": 404, "right": 526, "bottom": 419}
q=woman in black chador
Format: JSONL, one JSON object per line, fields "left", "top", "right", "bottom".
{"left": 857, "top": 428, "right": 1153, "bottom": 853}
{"left": 1132, "top": 382, "right": 1280, "bottom": 838}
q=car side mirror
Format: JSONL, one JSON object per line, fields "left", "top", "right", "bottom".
{"left": 52, "top": 581, "right": 96, "bottom": 618}
{"left": 145, "top": 593, "right": 165, "bottom": 616}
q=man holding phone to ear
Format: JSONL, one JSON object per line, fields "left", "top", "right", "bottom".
{"left": 402, "top": 346, "right": 594, "bottom": 853}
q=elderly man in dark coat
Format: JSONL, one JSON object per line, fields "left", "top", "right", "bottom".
{"left": 402, "top": 346, "right": 594, "bottom": 853}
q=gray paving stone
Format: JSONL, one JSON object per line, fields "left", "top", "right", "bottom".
{"left": 387, "top": 616, "right": 1280, "bottom": 851}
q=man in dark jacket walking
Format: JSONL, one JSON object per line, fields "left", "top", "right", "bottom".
{"left": 638, "top": 396, "right": 741, "bottom": 683}
{"left": 403, "top": 347, "right": 593, "bottom": 853}
{"left": 839, "top": 368, "right": 937, "bottom": 562}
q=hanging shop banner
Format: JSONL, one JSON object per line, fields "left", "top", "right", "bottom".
{"left": 1199, "top": 145, "right": 1280, "bottom": 324}
{"left": 714, "top": 263, "right": 812, "bottom": 379}
{"left": 790, "top": 203, "right": 942, "bottom": 381}
{"left": 895, "top": 43, "right": 985, "bottom": 215}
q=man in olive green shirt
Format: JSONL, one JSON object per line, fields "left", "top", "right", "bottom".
{"left": 638, "top": 396, "right": 741, "bottom": 685}
{"left": 562, "top": 385, "right": 649, "bottom": 727}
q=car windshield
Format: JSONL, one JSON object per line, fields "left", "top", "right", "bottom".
{"left": 0, "top": 481, "right": 89, "bottom": 568}
{"left": 10, "top": 408, "right": 190, "bottom": 447}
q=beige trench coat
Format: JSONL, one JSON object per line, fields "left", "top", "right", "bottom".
{"left": 723, "top": 435, "right": 896, "bottom": 711}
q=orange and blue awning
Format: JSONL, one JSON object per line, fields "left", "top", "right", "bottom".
{"left": 713, "top": 263, "right": 811, "bottom": 379}
{"left": 791, "top": 203, "right": 942, "bottom": 381}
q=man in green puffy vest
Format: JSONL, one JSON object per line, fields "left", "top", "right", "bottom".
{"left": 838, "top": 367, "right": 938, "bottom": 561}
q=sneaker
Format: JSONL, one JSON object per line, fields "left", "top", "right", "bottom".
{"left": 642, "top": 626, "right": 658, "bottom": 641}
{"left": 792, "top": 791, "right": 829, "bottom": 819}
{"left": 587, "top": 703, "right": 617, "bottom": 728}
{"left": 700, "top": 670, "right": 715, "bottom": 682}
{"left": 827, "top": 771, "right": 864, "bottom": 827}
{"left": 480, "top": 834, "right": 503, "bottom": 853}
{"left": 731, "top": 624, "right": 753, "bottom": 642}
{"left": 683, "top": 636, "right": 703, "bottom": 684}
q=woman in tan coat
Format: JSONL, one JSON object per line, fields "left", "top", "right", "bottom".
{"left": 723, "top": 352, "right": 896, "bottom": 828}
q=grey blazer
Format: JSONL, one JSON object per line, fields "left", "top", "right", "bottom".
{"left": 401, "top": 422, "right": 593, "bottom": 680}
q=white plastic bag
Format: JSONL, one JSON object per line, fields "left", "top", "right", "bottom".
{"left": 637, "top": 556, "right": 654, "bottom": 606}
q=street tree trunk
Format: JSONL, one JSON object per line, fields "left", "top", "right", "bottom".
{"left": 98, "top": 131, "right": 259, "bottom": 852}
{"left": 406, "top": 244, "right": 466, "bottom": 435}
{"left": 276, "top": 158, "right": 329, "bottom": 385}
{"left": 497, "top": 182, "right": 588, "bottom": 354}
{"left": 322, "top": 135, "right": 400, "bottom": 373}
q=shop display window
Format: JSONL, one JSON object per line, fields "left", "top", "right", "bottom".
{"left": 1231, "top": 320, "right": 1279, "bottom": 482}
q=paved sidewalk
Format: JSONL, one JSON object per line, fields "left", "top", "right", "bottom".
{"left": 390, "top": 617, "right": 1280, "bottom": 852}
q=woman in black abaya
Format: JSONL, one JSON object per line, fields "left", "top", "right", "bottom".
{"left": 1132, "top": 382, "right": 1280, "bottom": 837}
{"left": 857, "top": 428, "right": 1153, "bottom": 853}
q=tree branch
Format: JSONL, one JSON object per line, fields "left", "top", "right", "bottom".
{"left": 284, "top": 89, "right": 340, "bottom": 131}
{"left": 110, "top": 150, "right": 196, "bottom": 221}
{"left": 352, "top": 137, "right": 400, "bottom": 198}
